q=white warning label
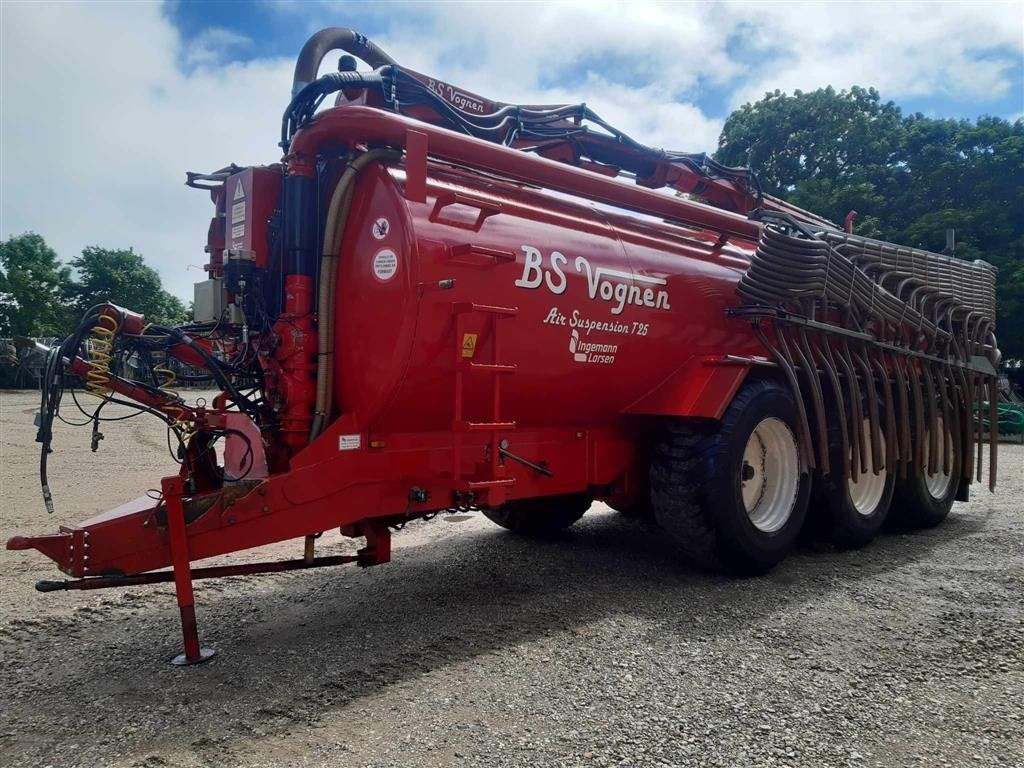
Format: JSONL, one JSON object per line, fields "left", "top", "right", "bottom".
{"left": 372, "top": 248, "right": 398, "bottom": 282}
{"left": 234, "top": 179, "right": 245, "bottom": 201}
{"left": 230, "top": 199, "right": 247, "bottom": 244}
{"left": 338, "top": 434, "right": 361, "bottom": 451}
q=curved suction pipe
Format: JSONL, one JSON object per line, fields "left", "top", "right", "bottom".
{"left": 292, "top": 28, "right": 396, "bottom": 97}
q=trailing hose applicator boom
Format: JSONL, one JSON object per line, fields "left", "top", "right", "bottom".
{"left": 8, "top": 27, "right": 1000, "bottom": 665}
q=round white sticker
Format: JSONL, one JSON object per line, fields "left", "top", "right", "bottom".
{"left": 371, "top": 217, "right": 390, "bottom": 240}
{"left": 372, "top": 248, "right": 399, "bottom": 282}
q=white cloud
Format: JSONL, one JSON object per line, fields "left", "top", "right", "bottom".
{"left": 184, "top": 26, "right": 253, "bottom": 67}
{"left": 2, "top": 0, "right": 1020, "bottom": 304}
{"left": 527, "top": 74, "right": 724, "bottom": 152}
{"left": 1, "top": 3, "right": 293, "bottom": 300}
{"left": 309, "top": 1, "right": 1022, "bottom": 111}
{"left": 722, "top": 1, "right": 1024, "bottom": 108}
{"left": 367, "top": 1, "right": 745, "bottom": 96}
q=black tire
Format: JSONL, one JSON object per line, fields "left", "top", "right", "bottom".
{"left": 822, "top": 416, "right": 895, "bottom": 548}
{"left": 650, "top": 378, "right": 812, "bottom": 575}
{"left": 606, "top": 493, "right": 655, "bottom": 520}
{"left": 483, "top": 493, "right": 590, "bottom": 536}
{"left": 798, "top": 476, "right": 830, "bottom": 548}
{"left": 892, "top": 415, "right": 960, "bottom": 528}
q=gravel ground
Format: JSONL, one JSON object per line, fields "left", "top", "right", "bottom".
{"left": 0, "top": 389, "right": 1022, "bottom": 768}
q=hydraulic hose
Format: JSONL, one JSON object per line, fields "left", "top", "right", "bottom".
{"left": 282, "top": 70, "right": 388, "bottom": 151}
{"left": 310, "top": 148, "right": 401, "bottom": 439}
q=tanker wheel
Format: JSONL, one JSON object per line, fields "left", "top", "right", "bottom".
{"left": 483, "top": 493, "right": 591, "bottom": 536}
{"left": 821, "top": 416, "right": 895, "bottom": 549}
{"left": 650, "top": 378, "right": 811, "bottom": 575}
{"left": 892, "top": 414, "right": 960, "bottom": 529}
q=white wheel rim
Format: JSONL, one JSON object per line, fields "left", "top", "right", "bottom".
{"left": 740, "top": 417, "right": 801, "bottom": 533}
{"left": 923, "top": 416, "right": 955, "bottom": 499}
{"left": 848, "top": 419, "right": 888, "bottom": 516}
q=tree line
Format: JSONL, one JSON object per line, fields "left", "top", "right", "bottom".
{"left": 0, "top": 234, "right": 187, "bottom": 339}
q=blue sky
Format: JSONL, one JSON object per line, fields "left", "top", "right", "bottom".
{"left": 164, "top": 0, "right": 1024, "bottom": 122}
{"left": 2, "top": 0, "right": 1023, "bottom": 300}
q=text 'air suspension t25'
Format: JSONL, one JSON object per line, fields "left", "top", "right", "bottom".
{"left": 8, "top": 26, "right": 1001, "bottom": 664}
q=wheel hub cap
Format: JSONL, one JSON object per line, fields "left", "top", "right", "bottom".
{"left": 848, "top": 419, "right": 888, "bottom": 516}
{"left": 741, "top": 417, "right": 800, "bottom": 533}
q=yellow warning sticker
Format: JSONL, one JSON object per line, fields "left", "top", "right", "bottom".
{"left": 461, "top": 333, "right": 478, "bottom": 359}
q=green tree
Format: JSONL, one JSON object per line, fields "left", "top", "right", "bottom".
{"left": 717, "top": 87, "right": 904, "bottom": 196}
{"left": 0, "top": 232, "right": 73, "bottom": 337}
{"left": 716, "top": 88, "right": 1024, "bottom": 360}
{"left": 68, "top": 246, "right": 187, "bottom": 327}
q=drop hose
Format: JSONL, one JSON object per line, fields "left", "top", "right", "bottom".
{"left": 736, "top": 221, "right": 1000, "bottom": 490}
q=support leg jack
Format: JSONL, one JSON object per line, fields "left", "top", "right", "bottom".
{"left": 163, "top": 476, "right": 216, "bottom": 666}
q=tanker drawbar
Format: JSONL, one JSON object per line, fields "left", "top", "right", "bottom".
{"left": 7, "top": 27, "right": 1000, "bottom": 663}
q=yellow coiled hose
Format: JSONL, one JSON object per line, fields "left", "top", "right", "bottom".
{"left": 84, "top": 314, "right": 119, "bottom": 397}
{"left": 153, "top": 360, "right": 179, "bottom": 399}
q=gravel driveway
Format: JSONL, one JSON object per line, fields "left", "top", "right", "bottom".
{"left": 1, "top": 390, "right": 1021, "bottom": 768}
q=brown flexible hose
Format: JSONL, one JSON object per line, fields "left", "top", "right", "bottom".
{"left": 739, "top": 221, "right": 998, "bottom": 489}
{"left": 792, "top": 328, "right": 829, "bottom": 476}
{"left": 852, "top": 345, "right": 883, "bottom": 475}
{"left": 310, "top": 149, "right": 402, "bottom": 439}
{"left": 754, "top": 324, "right": 815, "bottom": 472}
{"left": 812, "top": 335, "right": 849, "bottom": 478}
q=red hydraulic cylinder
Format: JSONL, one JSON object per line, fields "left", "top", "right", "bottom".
{"left": 273, "top": 274, "right": 317, "bottom": 454}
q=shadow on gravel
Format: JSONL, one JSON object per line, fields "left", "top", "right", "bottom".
{"left": 0, "top": 506, "right": 987, "bottom": 763}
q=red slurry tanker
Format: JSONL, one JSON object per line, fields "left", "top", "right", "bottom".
{"left": 9, "top": 29, "right": 1000, "bottom": 664}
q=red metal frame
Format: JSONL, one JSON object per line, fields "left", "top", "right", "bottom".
{"left": 286, "top": 107, "right": 763, "bottom": 242}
